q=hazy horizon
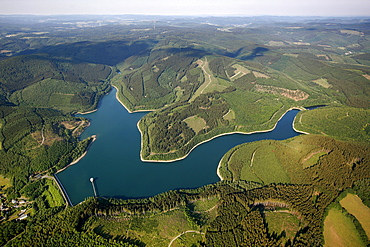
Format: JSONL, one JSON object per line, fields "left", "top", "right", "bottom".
{"left": 1, "top": 0, "right": 369, "bottom": 17}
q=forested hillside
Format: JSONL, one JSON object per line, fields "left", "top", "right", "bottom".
{"left": 0, "top": 15, "right": 369, "bottom": 246}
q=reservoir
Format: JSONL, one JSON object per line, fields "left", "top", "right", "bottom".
{"left": 56, "top": 88, "right": 301, "bottom": 205}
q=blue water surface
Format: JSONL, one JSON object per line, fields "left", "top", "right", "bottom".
{"left": 56, "top": 88, "right": 301, "bottom": 205}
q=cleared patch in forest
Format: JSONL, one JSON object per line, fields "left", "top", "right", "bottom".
{"left": 191, "top": 58, "right": 229, "bottom": 101}
{"left": 264, "top": 211, "right": 300, "bottom": 244}
{"left": 184, "top": 115, "right": 207, "bottom": 134}
{"left": 253, "top": 71, "right": 270, "bottom": 78}
{"left": 229, "top": 64, "right": 251, "bottom": 81}
{"left": 223, "top": 109, "right": 235, "bottom": 121}
{"left": 301, "top": 149, "right": 330, "bottom": 169}
{"left": 254, "top": 84, "right": 309, "bottom": 101}
{"left": 0, "top": 175, "right": 11, "bottom": 189}
{"left": 267, "top": 41, "right": 286, "bottom": 46}
{"left": 312, "top": 78, "right": 332, "bottom": 88}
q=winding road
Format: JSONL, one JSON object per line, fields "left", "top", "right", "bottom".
{"left": 168, "top": 230, "right": 204, "bottom": 247}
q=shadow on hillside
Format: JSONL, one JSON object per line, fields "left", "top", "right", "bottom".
{"left": 18, "top": 40, "right": 158, "bottom": 66}
{"left": 239, "top": 47, "right": 269, "bottom": 60}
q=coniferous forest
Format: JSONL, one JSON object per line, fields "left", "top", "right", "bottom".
{"left": 0, "top": 15, "right": 369, "bottom": 246}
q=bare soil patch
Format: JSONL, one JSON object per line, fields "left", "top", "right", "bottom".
{"left": 254, "top": 84, "right": 309, "bottom": 101}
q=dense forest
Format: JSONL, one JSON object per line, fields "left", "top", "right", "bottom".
{"left": 0, "top": 15, "right": 369, "bottom": 246}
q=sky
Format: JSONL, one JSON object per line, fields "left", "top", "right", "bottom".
{"left": 1, "top": 0, "right": 369, "bottom": 16}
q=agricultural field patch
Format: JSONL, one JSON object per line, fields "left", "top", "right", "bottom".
{"left": 340, "top": 30, "right": 364, "bottom": 36}
{"left": 340, "top": 193, "right": 370, "bottom": 238}
{"left": 323, "top": 207, "right": 366, "bottom": 247}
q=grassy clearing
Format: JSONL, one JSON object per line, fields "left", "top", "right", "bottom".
{"left": 246, "top": 144, "right": 290, "bottom": 184}
{"left": 173, "top": 86, "right": 184, "bottom": 102}
{"left": 184, "top": 116, "right": 207, "bottom": 134}
{"left": 264, "top": 211, "right": 301, "bottom": 244}
{"left": 220, "top": 140, "right": 290, "bottom": 184}
{"left": 312, "top": 78, "right": 332, "bottom": 88}
{"left": 229, "top": 64, "right": 250, "bottom": 81}
{"left": 253, "top": 71, "right": 270, "bottom": 78}
{"left": 232, "top": 64, "right": 250, "bottom": 74}
{"left": 223, "top": 109, "right": 235, "bottom": 121}
{"left": 220, "top": 135, "right": 353, "bottom": 185}
{"left": 42, "top": 179, "right": 64, "bottom": 207}
{"left": 87, "top": 208, "right": 198, "bottom": 247}
{"left": 302, "top": 150, "right": 329, "bottom": 169}
{"left": 220, "top": 141, "right": 261, "bottom": 181}
{"left": 0, "top": 175, "right": 11, "bottom": 189}
{"left": 171, "top": 231, "right": 204, "bottom": 247}
{"left": 340, "top": 193, "right": 370, "bottom": 238}
{"left": 191, "top": 197, "right": 219, "bottom": 212}
{"left": 323, "top": 207, "right": 366, "bottom": 247}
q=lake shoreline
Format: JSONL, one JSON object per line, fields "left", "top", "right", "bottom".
{"left": 55, "top": 135, "right": 97, "bottom": 174}
{"left": 111, "top": 87, "right": 311, "bottom": 180}
{"left": 137, "top": 107, "right": 309, "bottom": 165}
{"left": 58, "top": 87, "right": 314, "bottom": 204}
{"left": 112, "top": 85, "right": 155, "bottom": 113}
{"left": 111, "top": 86, "right": 310, "bottom": 165}
{"left": 76, "top": 109, "right": 98, "bottom": 115}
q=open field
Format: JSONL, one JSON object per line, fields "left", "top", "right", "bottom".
{"left": 340, "top": 193, "right": 370, "bottom": 239}
{"left": 85, "top": 208, "right": 200, "bottom": 247}
{"left": 191, "top": 197, "right": 219, "bottom": 212}
{"left": 229, "top": 64, "right": 250, "bottom": 81}
{"left": 42, "top": 179, "right": 65, "bottom": 207}
{"left": 323, "top": 207, "right": 366, "bottom": 247}
{"left": 302, "top": 150, "right": 329, "bottom": 169}
{"left": 184, "top": 115, "right": 207, "bottom": 134}
{"left": 264, "top": 211, "right": 301, "bottom": 244}
{"left": 220, "top": 140, "right": 291, "bottom": 184}
{"left": 0, "top": 175, "right": 11, "bottom": 189}
{"left": 312, "top": 78, "right": 332, "bottom": 88}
